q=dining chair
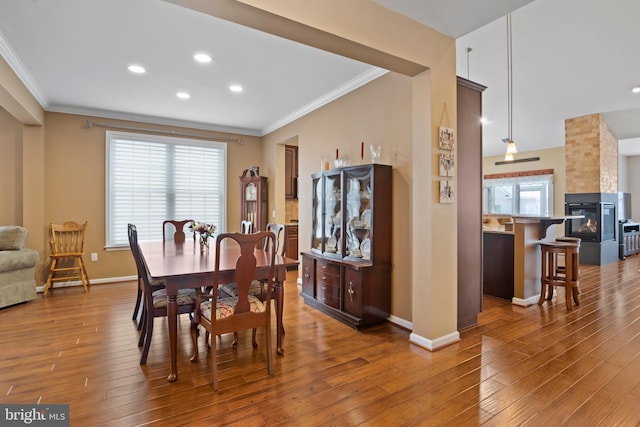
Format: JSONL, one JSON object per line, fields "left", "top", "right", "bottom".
{"left": 128, "top": 223, "right": 199, "bottom": 365}
{"left": 132, "top": 220, "right": 193, "bottom": 327}
{"left": 190, "top": 231, "right": 276, "bottom": 390}
{"left": 162, "top": 219, "right": 195, "bottom": 243}
{"left": 240, "top": 220, "right": 253, "bottom": 234}
{"left": 219, "top": 223, "right": 285, "bottom": 299}
{"left": 44, "top": 221, "right": 90, "bottom": 295}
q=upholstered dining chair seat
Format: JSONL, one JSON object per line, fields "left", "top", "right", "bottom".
{"left": 151, "top": 287, "right": 198, "bottom": 308}
{"left": 218, "top": 281, "right": 263, "bottom": 298}
{"left": 201, "top": 295, "right": 266, "bottom": 320}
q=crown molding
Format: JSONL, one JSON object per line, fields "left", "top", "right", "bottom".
{"left": 47, "top": 104, "right": 263, "bottom": 137}
{"left": 261, "top": 67, "right": 388, "bottom": 135}
{"left": 0, "top": 29, "right": 48, "bottom": 108}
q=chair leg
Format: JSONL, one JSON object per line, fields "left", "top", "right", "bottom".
{"left": 140, "top": 309, "right": 153, "bottom": 365}
{"left": 265, "top": 324, "right": 273, "bottom": 376}
{"left": 190, "top": 322, "right": 199, "bottom": 363}
{"left": 138, "top": 309, "right": 147, "bottom": 347}
{"left": 572, "top": 286, "right": 581, "bottom": 306}
{"left": 44, "top": 259, "right": 58, "bottom": 296}
{"left": 252, "top": 328, "right": 258, "bottom": 348}
{"left": 78, "top": 257, "right": 90, "bottom": 291}
{"left": 212, "top": 331, "right": 219, "bottom": 391}
{"left": 232, "top": 332, "right": 239, "bottom": 348}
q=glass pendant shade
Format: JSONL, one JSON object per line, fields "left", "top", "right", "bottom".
{"left": 506, "top": 141, "right": 517, "bottom": 154}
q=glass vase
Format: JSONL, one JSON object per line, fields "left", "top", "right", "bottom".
{"left": 199, "top": 236, "right": 209, "bottom": 253}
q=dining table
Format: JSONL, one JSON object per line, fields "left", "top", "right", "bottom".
{"left": 139, "top": 238, "right": 299, "bottom": 382}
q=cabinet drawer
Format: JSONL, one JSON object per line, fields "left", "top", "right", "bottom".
{"left": 316, "top": 261, "right": 340, "bottom": 277}
{"left": 317, "top": 279, "right": 340, "bottom": 309}
{"left": 316, "top": 261, "right": 341, "bottom": 308}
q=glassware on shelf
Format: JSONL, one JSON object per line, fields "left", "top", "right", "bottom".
{"left": 370, "top": 145, "right": 381, "bottom": 163}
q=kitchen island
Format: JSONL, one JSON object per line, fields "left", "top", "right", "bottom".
{"left": 482, "top": 215, "right": 583, "bottom": 306}
{"left": 511, "top": 215, "right": 583, "bottom": 306}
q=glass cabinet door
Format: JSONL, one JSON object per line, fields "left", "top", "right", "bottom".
{"left": 311, "top": 175, "right": 323, "bottom": 252}
{"left": 324, "top": 171, "right": 342, "bottom": 256}
{"left": 344, "top": 167, "right": 372, "bottom": 259}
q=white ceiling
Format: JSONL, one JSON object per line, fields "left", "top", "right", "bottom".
{"left": 1, "top": 0, "right": 639, "bottom": 156}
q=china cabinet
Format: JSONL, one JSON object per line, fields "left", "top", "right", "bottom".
{"left": 300, "top": 163, "right": 391, "bottom": 328}
{"left": 240, "top": 168, "right": 268, "bottom": 231}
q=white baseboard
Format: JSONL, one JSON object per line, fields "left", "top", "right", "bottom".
{"left": 409, "top": 330, "right": 460, "bottom": 351}
{"left": 387, "top": 314, "right": 412, "bottom": 330}
{"left": 36, "top": 275, "right": 137, "bottom": 293}
{"left": 512, "top": 295, "right": 540, "bottom": 307}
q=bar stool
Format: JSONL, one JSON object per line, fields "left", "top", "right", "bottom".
{"left": 555, "top": 236, "right": 581, "bottom": 276}
{"left": 539, "top": 241, "right": 580, "bottom": 311}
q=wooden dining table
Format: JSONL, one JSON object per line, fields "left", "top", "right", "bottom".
{"left": 139, "top": 239, "right": 299, "bottom": 382}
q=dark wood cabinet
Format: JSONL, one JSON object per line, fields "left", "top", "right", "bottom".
{"left": 300, "top": 163, "right": 392, "bottom": 328}
{"left": 240, "top": 169, "right": 268, "bottom": 231}
{"left": 285, "top": 145, "right": 298, "bottom": 200}
{"left": 457, "top": 76, "right": 486, "bottom": 329}
{"left": 285, "top": 224, "right": 298, "bottom": 260}
{"left": 482, "top": 232, "right": 514, "bottom": 300}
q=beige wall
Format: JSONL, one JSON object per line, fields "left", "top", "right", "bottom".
{"left": 0, "top": 107, "right": 22, "bottom": 225}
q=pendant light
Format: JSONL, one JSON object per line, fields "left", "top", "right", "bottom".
{"left": 504, "top": 13, "right": 517, "bottom": 161}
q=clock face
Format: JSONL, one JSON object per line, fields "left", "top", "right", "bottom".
{"left": 245, "top": 182, "right": 257, "bottom": 200}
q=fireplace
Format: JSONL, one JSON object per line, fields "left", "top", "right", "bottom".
{"left": 565, "top": 193, "right": 618, "bottom": 265}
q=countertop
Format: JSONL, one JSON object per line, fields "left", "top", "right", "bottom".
{"left": 482, "top": 226, "right": 514, "bottom": 235}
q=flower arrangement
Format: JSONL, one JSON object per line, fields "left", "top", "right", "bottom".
{"left": 190, "top": 221, "right": 216, "bottom": 239}
{"left": 190, "top": 221, "right": 216, "bottom": 252}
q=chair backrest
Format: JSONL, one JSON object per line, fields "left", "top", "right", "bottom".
{"left": 50, "top": 221, "right": 87, "bottom": 255}
{"left": 128, "top": 224, "right": 153, "bottom": 297}
{"left": 163, "top": 219, "right": 194, "bottom": 243}
{"left": 213, "top": 232, "right": 276, "bottom": 313}
{"left": 240, "top": 220, "right": 253, "bottom": 234}
{"left": 265, "top": 223, "right": 286, "bottom": 256}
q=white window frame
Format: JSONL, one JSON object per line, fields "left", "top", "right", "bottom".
{"left": 105, "top": 131, "right": 227, "bottom": 248}
{"left": 483, "top": 173, "right": 554, "bottom": 216}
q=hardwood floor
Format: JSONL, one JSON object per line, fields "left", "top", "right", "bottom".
{"left": 2, "top": 256, "right": 640, "bottom": 426}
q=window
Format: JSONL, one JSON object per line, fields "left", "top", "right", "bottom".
{"left": 483, "top": 173, "right": 553, "bottom": 216}
{"left": 106, "top": 131, "right": 226, "bottom": 248}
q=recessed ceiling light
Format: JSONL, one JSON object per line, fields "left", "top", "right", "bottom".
{"left": 128, "top": 64, "right": 146, "bottom": 74}
{"left": 193, "top": 53, "right": 212, "bottom": 63}
{"left": 480, "top": 117, "right": 489, "bottom": 124}
{"left": 632, "top": 86, "right": 640, "bottom": 94}
{"left": 176, "top": 92, "right": 190, "bottom": 99}
{"left": 229, "top": 84, "right": 243, "bottom": 93}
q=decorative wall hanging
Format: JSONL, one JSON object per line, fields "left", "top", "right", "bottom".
{"left": 439, "top": 153, "right": 455, "bottom": 177}
{"left": 438, "top": 126, "right": 455, "bottom": 151}
{"left": 439, "top": 180, "right": 455, "bottom": 203}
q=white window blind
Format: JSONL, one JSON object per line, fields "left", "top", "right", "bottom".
{"left": 106, "top": 131, "right": 226, "bottom": 247}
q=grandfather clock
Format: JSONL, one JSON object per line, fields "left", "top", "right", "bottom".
{"left": 240, "top": 168, "right": 268, "bottom": 231}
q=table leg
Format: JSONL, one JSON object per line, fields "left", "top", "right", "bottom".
{"left": 167, "top": 293, "right": 178, "bottom": 382}
{"left": 275, "top": 280, "right": 284, "bottom": 355}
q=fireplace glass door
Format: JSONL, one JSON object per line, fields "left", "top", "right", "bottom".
{"left": 567, "top": 203, "right": 598, "bottom": 241}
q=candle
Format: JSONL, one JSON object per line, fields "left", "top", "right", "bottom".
{"left": 361, "top": 142, "right": 364, "bottom": 160}
{"left": 336, "top": 148, "right": 339, "bottom": 160}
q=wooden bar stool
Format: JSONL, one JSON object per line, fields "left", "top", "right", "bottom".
{"left": 555, "top": 236, "right": 581, "bottom": 277}
{"left": 539, "top": 241, "right": 580, "bottom": 311}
